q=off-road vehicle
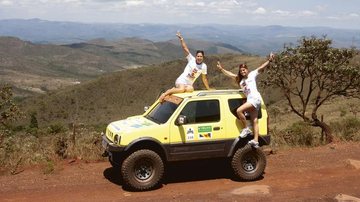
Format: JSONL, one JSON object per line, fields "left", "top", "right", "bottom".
{"left": 102, "top": 89, "right": 270, "bottom": 191}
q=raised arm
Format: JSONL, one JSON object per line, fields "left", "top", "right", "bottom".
{"left": 201, "top": 74, "right": 211, "bottom": 90}
{"left": 176, "top": 31, "right": 190, "bottom": 56}
{"left": 217, "top": 61, "right": 237, "bottom": 80}
{"left": 256, "top": 52, "right": 275, "bottom": 73}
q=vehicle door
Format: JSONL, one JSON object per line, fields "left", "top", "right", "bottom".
{"left": 168, "top": 99, "right": 228, "bottom": 161}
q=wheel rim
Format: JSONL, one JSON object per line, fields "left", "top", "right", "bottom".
{"left": 241, "top": 153, "right": 258, "bottom": 173}
{"left": 134, "top": 160, "right": 153, "bottom": 181}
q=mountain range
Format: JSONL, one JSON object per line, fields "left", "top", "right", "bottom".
{"left": 1, "top": 19, "right": 360, "bottom": 55}
{"left": 0, "top": 36, "right": 243, "bottom": 97}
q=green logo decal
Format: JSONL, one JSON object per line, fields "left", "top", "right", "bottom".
{"left": 198, "top": 126, "right": 212, "bottom": 133}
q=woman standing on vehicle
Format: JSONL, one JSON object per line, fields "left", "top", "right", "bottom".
{"left": 159, "top": 31, "right": 211, "bottom": 102}
{"left": 217, "top": 53, "right": 274, "bottom": 148}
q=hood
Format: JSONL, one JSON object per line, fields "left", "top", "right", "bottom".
{"left": 108, "top": 116, "right": 156, "bottom": 134}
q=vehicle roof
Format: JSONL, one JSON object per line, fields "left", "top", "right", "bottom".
{"left": 173, "top": 89, "right": 246, "bottom": 99}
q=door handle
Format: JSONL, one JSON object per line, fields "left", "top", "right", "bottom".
{"left": 213, "top": 127, "right": 220, "bottom": 131}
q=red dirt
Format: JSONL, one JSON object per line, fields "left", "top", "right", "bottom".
{"left": 1, "top": 142, "right": 360, "bottom": 202}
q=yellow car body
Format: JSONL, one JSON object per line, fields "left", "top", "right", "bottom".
{"left": 102, "top": 89, "right": 270, "bottom": 190}
{"left": 103, "top": 89, "right": 269, "bottom": 160}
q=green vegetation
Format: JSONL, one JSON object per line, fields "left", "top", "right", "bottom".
{"left": 271, "top": 122, "right": 321, "bottom": 147}
{"left": 264, "top": 36, "right": 360, "bottom": 143}
{"left": 0, "top": 84, "right": 22, "bottom": 127}
{"left": 331, "top": 117, "right": 360, "bottom": 141}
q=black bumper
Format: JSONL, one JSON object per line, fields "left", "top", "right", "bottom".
{"left": 102, "top": 135, "right": 125, "bottom": 152}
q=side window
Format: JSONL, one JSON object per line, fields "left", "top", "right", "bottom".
{"left": 228, "top": 99, "right": 262, "bottom": 119}
{"left": 180, "top": 100, "right": 220, "bottom": 124}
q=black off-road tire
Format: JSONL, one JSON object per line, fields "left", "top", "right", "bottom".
{"left": 121, "top": 149, "right": 164, "bottom": 191}
{"left": 231, "top": 144, "right": 266, "bottom": 181}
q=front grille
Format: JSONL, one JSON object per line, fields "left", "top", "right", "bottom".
{"left": 106, "top": 128, "right": 114, "bottom": 139}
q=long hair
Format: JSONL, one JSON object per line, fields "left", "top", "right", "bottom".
{"left": 235, "top": 64, "right": 248, "bottom": 85}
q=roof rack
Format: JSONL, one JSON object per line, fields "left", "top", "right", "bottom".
{"left": 197, "top": 89, "right": 243, "bottom": 96}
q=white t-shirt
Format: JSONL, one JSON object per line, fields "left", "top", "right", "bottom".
{"left": 239, "top": 69, "right": 261, "bottom": 100}
{"left": 175, "top": 54, "right": 207, "bottom": 86}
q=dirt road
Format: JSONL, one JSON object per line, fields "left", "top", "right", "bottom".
{"left": 1, "top": 142, "right": 360, "bottom": 202}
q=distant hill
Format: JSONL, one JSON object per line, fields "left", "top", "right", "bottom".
{"left": 0, "top": 36, "right": 243, "bottom": 97}
{"left": 19, "top": 54, "right": 274, "bottom": 127}
{"left": 1, "top": 19, "right": 360, "bottom": 55}
{"left": 16, "top": 53, "right": 360, "bottom": 129}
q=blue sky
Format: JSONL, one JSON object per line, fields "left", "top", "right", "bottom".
{"left": 0, "top": 0, "right": 359, "bottom": 29}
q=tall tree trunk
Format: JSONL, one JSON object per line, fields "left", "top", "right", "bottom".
{"left": 313, "top": 118, "right": 333, "bottom": 143}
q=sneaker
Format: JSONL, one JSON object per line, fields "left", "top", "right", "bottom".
{"left": 239, "top": 127, "right": 252, "bottom": 138}
{"left": 248, "top": 139, "right": 259, "bottom": 148}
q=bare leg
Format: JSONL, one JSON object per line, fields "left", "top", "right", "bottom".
{"left": 249, "top": 110, "right": 259, "bottom": 142}
{"left": 159, "top": 85, "right": 186, "bottom": 102}
{"left": 184, "top": 85, "right": 194, "bottom": 92}
{"left": 236, "top": 102, "right": 255, "bottom": 128}
{"left": 237, "top": 102, "right": 257, "bottom": 138}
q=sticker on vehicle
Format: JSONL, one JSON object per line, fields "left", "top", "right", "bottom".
{"left": 198, "top": 126, "right": 212, "bottom": 139}
{"left": 199, "top": 132, "right": 212, "bottom": 139}
{"left": 198, "top": 126, "right": 212, "bottom": 133}
{"left": 186, "top": 127, "right": 195, "bottom": 140}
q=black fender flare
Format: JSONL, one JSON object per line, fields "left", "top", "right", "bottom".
{"left": 227, "top": 135, "right": 271, "bottom": 157}
{"left": 227, "top": 137, "right": 247, "bottom": 157}
{"left": 124, "top": 137, "right": 169, "bottom": 160}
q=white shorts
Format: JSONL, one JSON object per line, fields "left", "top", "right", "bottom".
{"left": 175, "top": 76, "right": 193, "bottom": 86}
{"left": 247, "top": 96, "right": 261, "bottom": 111}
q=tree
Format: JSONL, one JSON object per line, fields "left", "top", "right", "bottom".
{"left": 263, "top": 36, "right": 360, "bottom": 143}
{"left": 0, "top": 85, "right": 21, "bottom": 128}
{"left": 29, "top": 112, "right": 38, "bottom": 129}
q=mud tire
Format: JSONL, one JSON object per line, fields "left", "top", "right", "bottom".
{"left": 121, "top": 149, "right": 164, "bottom": 191}
{"left": 231, "top": 144, "right": 266, "bottom": 181}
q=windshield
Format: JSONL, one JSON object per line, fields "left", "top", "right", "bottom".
{"left": 145, "top": 101, "right": 180, "bottom": 124}
{"left": 145, "top": 95, "right": 183, "bottom": 124}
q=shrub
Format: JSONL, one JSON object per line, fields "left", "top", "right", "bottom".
{"left": 54, "top": 136, "right": 68, "bottom": 159}
{"left": 331, "top": 117, "right": 360, "bottom": 141}
{"left": 48, "top": 123, "right": 66, "bottom": 134}
{"left": 270, "top": 121, "right": 321, "bottom": 147}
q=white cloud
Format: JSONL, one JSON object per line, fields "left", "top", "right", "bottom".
{"left": 253, "top": 7, "right": 266, "bottom": 14}
{"left": 0, "top": 0, "right": 359, "bottom": 29}
{"left": 349, "top": 13, "right": 359, "bottom": 17}
{"left": 232, "top": 0, "right": 239, "bottom": 5}
{"left": 299, "top": 10, "right": 316, "bottom": 17}
{"left": 271, "top": 9, "right": 317, "bottom": 18}
{"left": 125, "top": 0, "right": 144, "bottom": 7}
{"left": 273, "top": 9, "right": 290, "bottom": 16}
{"left": 1, "top": 0, "right": 13, "bottom": 5}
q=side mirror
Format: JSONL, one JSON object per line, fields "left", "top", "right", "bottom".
{"left": 176, "top": 115, "right": 187, "bottom": 125}
{"left": 144, "top": 106, "right": 149, "bottom": 112}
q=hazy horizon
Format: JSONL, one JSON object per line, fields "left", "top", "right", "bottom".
{"left": 0, "top": 0, "right": 359, "bottom": 29}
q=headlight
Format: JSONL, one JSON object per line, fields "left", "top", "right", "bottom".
{"left": 114, "top": 135, "right": 121, "bottom": 144}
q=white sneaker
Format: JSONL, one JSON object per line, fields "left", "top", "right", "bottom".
{"left": 239, "top": 127, "right": 252, "bottom": 138}
{"left": 248, "top": 140, "right": 259, "bottom": 148}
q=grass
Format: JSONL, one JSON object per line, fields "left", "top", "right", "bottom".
{"left": 330, "top": 116, "right": 360, "bottom": 141}
{"left": 0, "top": 125, "right": 104, "bottom": 174}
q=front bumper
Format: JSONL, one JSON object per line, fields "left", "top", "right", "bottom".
{"left": 102, "top": 135, "right": 125, "bottom": 152}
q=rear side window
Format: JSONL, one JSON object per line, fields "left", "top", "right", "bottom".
{"left": 180, "top": 100, "right": 220, "bottom": 124}
{"left": 228, "top": 99, "right": 262, "bottom": 119}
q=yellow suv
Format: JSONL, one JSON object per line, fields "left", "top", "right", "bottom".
{"left": 102, "top": 89, "right": 270, "bottom": 191}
